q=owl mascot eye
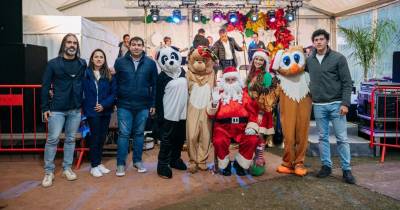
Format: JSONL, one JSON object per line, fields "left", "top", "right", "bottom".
{"left": 270, "top": 46, "right": 313, "bottom": 177}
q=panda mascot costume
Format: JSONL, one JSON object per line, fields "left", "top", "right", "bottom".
{"left": 155, "top": 47, "right": 188, "bottom": 179}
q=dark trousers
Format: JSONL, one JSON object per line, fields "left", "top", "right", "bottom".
{"left": 87, "top": 115, "right": 111, "bottom": 167}
{"left": 158, "top": 119, "right": 186, "bottom": 166}
{"left": 219, "top": 59, "right": 235, "bottom": 70}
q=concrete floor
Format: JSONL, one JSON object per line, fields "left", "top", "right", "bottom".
{"left": 0, "top": 146, "right": 285, "bottom": 210}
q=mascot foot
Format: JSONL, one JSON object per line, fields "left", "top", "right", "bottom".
{"left": 157, "top": 165, "right": 172, "bottom": 179}
{"left": 198, "top": 163, "right": 208, "bottom": 171}
{"left": 294, "top": 164, "right": 307, "bottom": 177}
{"left": 188, "top": 164, "right": 198, "bottom": 174}
{"left": 221, "top": 162, "right": 232, "bottom": 176}
{"left": 233, "top": 160, "right": 246, "bottom": 176}
{"left": 170, "top": 158, "right": 187, "bottom": 170}
{"left": 276, "top": 165, "right": 294, "bottom": 174}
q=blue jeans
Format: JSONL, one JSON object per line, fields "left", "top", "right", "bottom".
{"left": 87, "top": 115, "right": 111, "bottom": 167}
{"left": 44, "top": 109, "right": 81, "bottom": 173}
{"left": 313, "top": 103, "right": 351, "bottom": 170}
{"left": 116, "top": 108, "right": 149, "bottom": 166}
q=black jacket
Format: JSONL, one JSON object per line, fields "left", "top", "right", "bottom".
{"left": 213, "top": 37, "right": 243, "bottom": 67}
{"left": 114, "top": 52, "right": 158, "bottom": 110}
{"left": 192, "top": 34, "right": 209, "bottom": 49}
{"left": 41, "top": 56, "right": 87, "bottom": 112}
{"left": 306, "top": 47, "right": 352, "bottom": 107}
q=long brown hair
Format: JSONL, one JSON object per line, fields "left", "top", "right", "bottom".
{"left": 58, "top": 33, "right": 80, "bottom": 57}
{"left": 88, "top": 49, "right": 112, "bottom": 81}
{"left": 246, "top": 58, "right": 267, "bottom": 86}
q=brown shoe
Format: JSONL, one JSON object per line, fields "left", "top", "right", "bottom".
{"left": 188, "top": 164, "right": 198, "bottom": 174}
{"left": 197, "top": 163, "right": 208, "bottom": 171}
{"left": 294, "top": 164, "right": 307, "bottom": 177}
{"left": 276, "top": 165, "right": 294, "bottom": 174}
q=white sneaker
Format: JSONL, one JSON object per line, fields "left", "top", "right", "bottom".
{"left": 42, "top": 173, "right": 54, "bottom": 188}
{"left": 98, "top": 164, "right": 111, "bottom": 174}
{"left": 133, "top": 162, "right": 147, "bottom": 173}
{"left": 62, "top": 168, "right": 77, "bottom": 181}
{"left": 116, "top": 165, "right": 125, "bottom": 177}
{"left": 90, "top": 167, "right": 103, "bottom": 177}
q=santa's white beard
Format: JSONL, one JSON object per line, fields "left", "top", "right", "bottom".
{"left": 221, "top": 81, "right": 243, "bottom": 105}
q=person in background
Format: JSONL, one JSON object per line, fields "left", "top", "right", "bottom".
{"left": 118, "top": 34, "right": 130, "bottom": 58}
{"left": 162, "top": 36, "right": 188, "bottom": 53}
{"left": 207, "top": 36, "right": 214, "bottom": 49}
{"left": 306, "top": 29, "right": 355, "bottom": 184}
{"left": 83, "top": 49, "right": 116, "bottom": 177}
{"left": 114, "top": 36, "right": 158, "bottom": 176}
{"left": 41, "top": 33, "right": 87, "bottom": 187}
{"left": 213, "top": 28, "right": 244, "bottom": 70}
{"left": 192, "top": 28, "right": 209, "bottom": 49}
{"left": 247, "top": 32, "right": 266, "bottom": 62}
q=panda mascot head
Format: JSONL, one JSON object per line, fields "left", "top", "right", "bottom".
{"left": 156, "top": 47, "right": 182, "bottom": 79}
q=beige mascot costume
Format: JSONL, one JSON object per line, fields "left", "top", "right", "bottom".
{"left": 272, "top": 46, "right": 312, "bottom": 176}
{"left": 186, "top": 46, "right": 216, "bottom": 173}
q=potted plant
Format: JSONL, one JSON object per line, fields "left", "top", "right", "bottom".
{"left": 338, "top": 20, "right": 397, "bottom": 81}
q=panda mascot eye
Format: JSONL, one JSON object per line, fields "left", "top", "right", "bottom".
{"left": 170, "top": 52, "right": 179, "bottom": 61}
{"left": 161, "top": 55, "right": 168, "bottom": 65}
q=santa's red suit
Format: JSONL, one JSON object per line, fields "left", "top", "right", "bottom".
{"left": 207, "top": 67, "right": 259, "bottom": 170}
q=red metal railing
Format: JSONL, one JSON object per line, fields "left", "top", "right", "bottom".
{"left": 0, "top": 84, "right": 87, "bottom": 169}
{"left": 369, "top": 86, "right": 400, "bottom": 162}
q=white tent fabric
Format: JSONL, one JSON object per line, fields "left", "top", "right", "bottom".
{"left": 23, "top": 15, "right": 119, "bottom": 66}
{"left": 22, "top": 0, "right": 64, "bottom": 15}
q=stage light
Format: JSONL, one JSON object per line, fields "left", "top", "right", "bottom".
{"left": 150, "top": 6, "right": 160, "bottom": 22}
{"left": 267, "top": 10, "right": 276, "bottom": 22}
{"left": 192, "top": 7, "right": 201, "bottom": 22}
{"left": 228, "top": 10, "right": 238, "bottom": 23}
{"left": 250, "top": 6, "right": 258, "bottom": 22}
{"left": 212, "top": 9, "right": 223, "bottom": 23}
{"left": 172, "top": 9, "right": 182, "bottom": 23}
{"left": 285, "top": 8, "right": 295, "bottom": 22}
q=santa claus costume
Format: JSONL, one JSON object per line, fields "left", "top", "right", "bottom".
{"left": 245, "top": 49, "right": 280, "bottom": 176}
{"left": 207, "top": 67, "right": 259, "bottom": 176}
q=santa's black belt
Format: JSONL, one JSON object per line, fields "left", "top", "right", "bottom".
{"left": 215, "top": 117, "right": 248, "bottom": 124}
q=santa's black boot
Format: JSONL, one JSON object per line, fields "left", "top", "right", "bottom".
{"left": 233, "top": 160, "right": 246, "bottom": 176}
{"left": 221, "top": 162, "right": 232, "bottom": 176}
{"left": 157, "top": 164, "right": 172, "bottom": 179}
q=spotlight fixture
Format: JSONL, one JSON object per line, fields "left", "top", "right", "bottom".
{"left": 267, "top": 10, "right": 276, "bottom": 23}
{"left": 285, "top": 7, "right": 295, "bottom": 22}
{"left": 172, "top": 9, "right": 182, "bottom": 23}
{"left": 212, "top": 9, "right": 224, "bottom": 23}
{"left": 228, "top": 10, "right": 238, "bottom": 23}
{"left": 250, "top": 5, "right": 258, "bottom": 22}
{"left": 150, "top": 6, "right": 160, "bottom": 22}
{"left": 192, "top": 6, "right": 201, "bottom": 22}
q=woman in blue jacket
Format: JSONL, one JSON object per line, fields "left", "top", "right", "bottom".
{"left": 83, "top": 49, "right": 116, "bottom": 177}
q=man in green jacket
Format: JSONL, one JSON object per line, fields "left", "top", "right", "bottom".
{"left": 306, "top": 29, "right": 356, "bottom": 184}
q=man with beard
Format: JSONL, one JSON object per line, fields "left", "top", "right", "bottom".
{"left": 207, "top": 67, "right": 259, "bottom": 176}
{"left": 41, "top": 33, "right": 87, "bottom": 187}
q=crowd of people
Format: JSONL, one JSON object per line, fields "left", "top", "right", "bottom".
{"left": 40, "top": 28, "right": 355, "bottom": 188}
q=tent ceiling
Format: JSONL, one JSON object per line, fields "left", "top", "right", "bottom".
{"left": 27, "top": 0, "right": 398, "bottom": 17}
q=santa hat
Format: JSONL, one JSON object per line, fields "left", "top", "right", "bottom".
{"left": 222, "top": 66, "right": 240, "bottom": 79}
{"left": 252, "top": 49, "right": 269, "bottom": 63}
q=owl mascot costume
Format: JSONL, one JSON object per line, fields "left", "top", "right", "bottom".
{"left": 272, "top": 46, "right": 312, "bottom": 177}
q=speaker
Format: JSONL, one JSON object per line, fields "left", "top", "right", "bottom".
{"left": 393, "top": 51, "right": 400, "bottom": 83}
{"left": 0, "top": 0, "right": 22, "bottom": 43}
{"left": 0, "top": 43, "right": 47, "bottom": 84}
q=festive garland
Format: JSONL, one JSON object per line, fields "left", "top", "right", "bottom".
{"left": 223, "top": 11, "right": 247, "bottom": 32}
{"left": 144, "top": 15, "right": 210, "bottom": 24}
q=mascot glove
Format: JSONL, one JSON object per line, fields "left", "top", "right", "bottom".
{"left": 211, "top": 88, "right": 221, "bottom": 105}
{"left": 245, "top": 128, "right": 257, "bottom": 135}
